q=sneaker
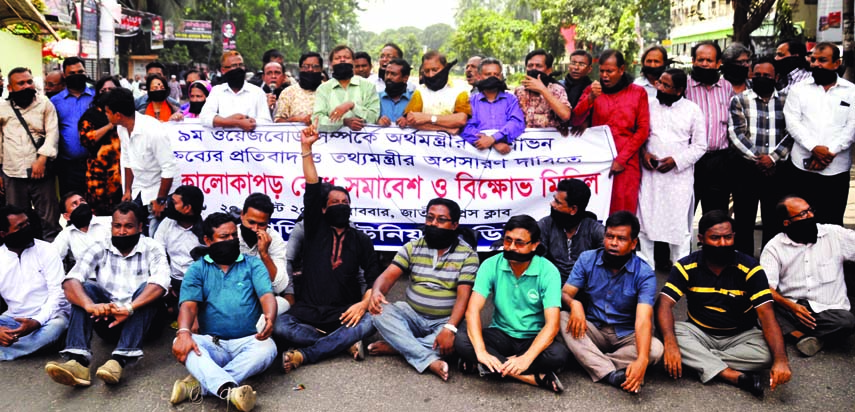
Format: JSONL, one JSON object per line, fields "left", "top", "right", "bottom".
{"left": 796, "top": 336, "right": 824, "bottom": 357}
{"left": 170, "top": 375, "right": 201, "bottom": 405}
{"left": 95, "top": 359, "right": 123, "bottom": 384}
{"left": 45, "top": 360, "right": 91, "bottom": 387}
{"left": 227, "top": 385, "right": 257, "bottom": 412}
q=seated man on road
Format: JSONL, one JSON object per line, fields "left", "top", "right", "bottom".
{"left": 237, "top": 193, "right": 290, "bottom": 315}
{"left": 656, "top": 210, "right": 791, "bottom": 397}
{"left": 52, "top": 191, "right": 110, "bottom": 271}
{"left": 455, "top": 215, "right": 569, "bottom": 393}
{"left": 400, "top": 51, "right": 470, "bottom": 134}
{"left": 368, "top": 198, "right": 479, "bottom": 381}
{"left": 0, "top": 205, "right": 69, "bottom": 360}
{"left": 169, "top": 212, "right": 278, "bottom": 412}
{"left": 560, "top": 211, "right": 662, "bottom": 393}
{"left": 760, "top": 196, "right": 855, "bottom": 357}
{"left": 45, "top": 202, "right": 170, "bottom": 387}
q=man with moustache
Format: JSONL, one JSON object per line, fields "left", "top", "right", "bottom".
{"left": 571, "top": 49, "right": 649, "bottom": 215}
{"left": 465, "top": 55, "right": 483, "bottom": 92}
{"left": 775, "top": 40, "right": 812, "bottom": 94}
{"left": 562, "top": 50, "right": 594, "bottom": 108}
{"left": 261, "top": 61, "right": 287, "bottom": 116}
{"left": 371, "top": 43, "right": 417, "bottom": 93}
{"left": 633, "top": 45, "right": 669, "bottom": 98}
{"left": 377, "top": 59, "right": 413, "bottom": 127}
{"left": 401, "top": 50, "right": 471, "bottom": 134}
{"left": 199, "top": 51, "right": 272, "bottom": 132}
{"left": 51, "top": 57, "right": 93, "bottom": 197}
{"left": 1, "top": 67, "right": 61, "bottom": 240}
{"left": 43, "top": 70, "right": 65, "bottom": 99}
{"left": 514, "top": 49, "right": 571, "bottom": 129}
{"left": 312, "top": 45, "right": 379, "bottom": 132}
{"left": 275, "top": 52, "right": 324, "bottom": 124}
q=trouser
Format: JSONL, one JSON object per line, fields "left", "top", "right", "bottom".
{"left": 454, "top": 322, "right": 569, "bottom": 375}
{"left": 694, "top": 149, "right": 732, "bottom": 216}
{"left": 55, "top": 158, "right": 87, "bottom": 201}
{"left": 2, "top": 173, "right": 60, "bottom": 241}
{"left": 184, "top": 334, "right": 277, "bottom": 397}
{"left": 132, "top": 193, "right": 161, "bottom": 237}
{"left": 674, "top": 321, "right": 772, "bottom": 383}
{"left": 788, "top": 165, "right": 849, "bottom": 226}
{"left": 731, "top": 156, "right": 787, "bottom": 256}
{"left": 774, "top": 299, "right": 855, "bottom": 345}
{"left": 0, "top": 315, "right": 67, "bottom": 361}
{"left": 610, "top": 160, "right": 641, "bottom": 215}
{"left": 61, "top": 282, "right": 160, "bottom": 361}
{"left": 559, "top": 316, "right": 663, "bottom": 381}
{"left": 638, "top": 231, "right": 690, "bottom": 270}
{"left": 373, "top": 301, "right": 448, "bottom": 373}
{"left": 272, "top": 313, "right": 375, "bottom": 364}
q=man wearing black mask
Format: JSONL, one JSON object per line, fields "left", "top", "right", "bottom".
{"left": 368, "top": 198, "right": 479, "bottom": 381}
{"left": 275, "top": 52, "right": 324, "bottom": 124}
{"left": 53, "top": 192, "right": 111, "bottom": 272}
{"left": 564, "top": 50, "right": 594, "bottom": 108}
{"left": 400, "top": 50, "right": 470, "bottom": 134}
{"left": 199, "top": 51, "right": 272, "bottom": 132}
{"left": 685, "top": 41, "right": 734, "bottom": 217}
{"left": 46, "top": 202, "right": 170, "bottom": 387}
{"left": 377, "top": 59, "right": 413, "bottom": 127}
{"left": 2, "top": 67, "right": 61, "bottom": 241}
{"left": 634, "top": 45, "right": 669, "bottom": 97}
{"left": 276, "top": 123, "right": 379, "bottom": 373}
{"left": 784, "top": 42, "right": 855, "bottom": 226}
{"left": 560, "top": 211, "right": 662, "bottom": 393}
{"left": 514, "top": 49, "right": 571, "bottom": 129}
{"left": 721, "top": 43, "right": 752, "bottom": 94}
{"left": 538, "top": 178, "right": 604, "bottom": 286}
{"left": 728, "top": 56, "right": 792, "bottom": 255}
{"left": 656, "top": 210, "right": 791, "bottom": 397}
{"left": 312, "top": 44, "right": 379, "bottom": 132}
{"left": 462, "top": 58, "right": 525, "bottom": 154}
{"left": 237, "top": 193, "right": 289, "bottom": 311}
{"left": 760, "top": 196, "right": 855, "bottom": 357}
{"left": 50, "top": 57, "right": 92, "bottom": 207}
{"left": 44, "top": 70, "right": 65, "bottom": 99}
{"left": 774, "top": 40, "right": 812, "bottom": 94}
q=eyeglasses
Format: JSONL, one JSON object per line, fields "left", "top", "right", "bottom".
{"left": 569, "top": 61, "right": 589, "bottom": 68}
{"left": 300, "top": 64, "right": 322, "bottom": 71}
{"left": 503, "top": 237, "right": 532, "bottom": 248}
{"left": 788, "top": 207, "right": 814, "bottom": 220}
{"left": 425, "top": 215, "right": 452, "bottom": 225}
{"left": 223, "top": 63, "right": 246, "bottom": 71}
{"left": 656, "top": 80, "right": 675, "bottom": 90}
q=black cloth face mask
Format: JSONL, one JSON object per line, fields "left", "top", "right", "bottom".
{"left": 774, "top": 56, "right": 801, "bottom": 76}
{"left": 423, "top": 225, "right": 458, "bottom": 250}
{"left": 601, "top": 250, "right": 631, "bottom": 270}
{"left": 721, "top": 63, "right": 749, "bottom": 84}
{"left": 188, "top": 101, "right": 205, "bottom": 115}
{"left": 601, "top": 75, "right": 630, "bottom": 94}
{"left": 385, "top": 80, "right": 407, "bottom": 98}
{"left": 691, "top": 66, "right": 721, "bottom": 85}
{"left": 69, "top": 203, "right": 93, "bottom": 229}
{"left": 45, "top": 90, "right": 62, "bottom": 99}
{"left": 298, "top": 71, "right": 323, "bottom": 91}
{"left": 702, "top": 244, "right": 735, "bottom": 266}
{"left": 112, "top": 232, "right": 141, "bottom": 251}
{"left": 526, "top": 70, "right": 558, "bottom": 86}
{"left": 503, "top": 250, "right": 536, "bottom": 263}
{"left": 475, "top": 76, "right": 508, "bottom": 92}
{"left": 751, "top": 76, "right": 777, "bottom": 96}
{"left": 324, "top": 204, "right": 351, "bottom": 228}
{"left": 332, "top": 63, "right": 354, "bottom": 81}
{"left": 225, "top": 68, "right": 246, "bottom": 90}
{"left": 784, "top": 218, "right": 818, "bottom": 244}
{"left": 148, "top": 89, "right": 168, "bottom": 102}
{"left": 656, "top": 90, "right": 682, "bottom": 106}
{"left": 209, "top": 238, "right": 240, "bottom": 265}
{"left": 65, "top": 74, "right": 88, "bottom": 91}
{"left": 423, "top": 59, "right": 457, "bottom": 91}
{"left": 550, "top": 208, "right": 583, "bottom": 232}
{"left": 641, "top": 65, "right": 666, "bottom": 78}
{"left": 812, "top": 67, "right": 838, "bottom": 86}
{"left": 3, "top": 225, "right": 34, "bottom": 250}
{"left": 8, "top": 88, "right": 36, "bottom": 108}
{"left": 240, "top": 224, "right": 259, "bottom": 247}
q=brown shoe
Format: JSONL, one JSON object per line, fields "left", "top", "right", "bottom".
{"left": 45, "top": 360, "right": 91, "bottom": 387}
{"left": 95, "top": 359, "right": 123, "bottom": 384}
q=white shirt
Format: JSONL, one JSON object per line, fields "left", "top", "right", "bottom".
{"left": 118, "top": 113, "right": 179, "bottom": 203}
{"left": 52, "top": 216, "right": 111, "bottom": 262}
{"left": 0, "top": 240, "right": 69, "bottom": 324}
{"left": 238, "top": 226, "right": 288, "bottom": 294}
{"left": 633, "top": 76, "right": 657, "bottom": 98}
{"left": 760, "top": 224, "right": 855, "bottom": 312}
{"left": 199, "top": 82, "right": 273, "bottom": 127}
{"left": 153, "top": 218, "right": 203, "bottom": 281}
{"left": 784, "top": 77, "right": 855, "bottom": 175}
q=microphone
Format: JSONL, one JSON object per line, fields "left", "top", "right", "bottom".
{"left": 267, "top": 82, "right": 277, "bottom": 93}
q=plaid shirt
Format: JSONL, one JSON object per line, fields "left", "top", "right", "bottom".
{"left": 728, "top": 89, "right": 793, "bottom": 162}
{"left": 65, "top": 236, "right": 170, "bottom": 305}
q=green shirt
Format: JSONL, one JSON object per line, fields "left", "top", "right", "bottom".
{"left": 473, "top": 254, "right": 562, "bottom": 339}
{"left": 312, "top": 75, "right": 380, "bottom": 131}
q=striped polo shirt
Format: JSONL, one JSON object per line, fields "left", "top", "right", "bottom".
{"left": 661, "top": 250, "right": 772, "bottom": 336}
{"left": 392, "top": 238, "right": 479, "bottom": 318}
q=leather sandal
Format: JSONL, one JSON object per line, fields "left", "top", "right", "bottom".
{"left": 535, "top": 371, "right": 564, "bottom": 393}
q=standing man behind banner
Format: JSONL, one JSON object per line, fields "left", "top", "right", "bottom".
{"left": 199, "top": 51, "right": 272, "bottom": 132}
{"left": 401, "top": 51, "right": 470, "bottom": 135}
{"left": 572, "top": 49, "right": 650, "bottom": 215}
{"left": 312, "top": 45, "right": 379, "bottom": 132}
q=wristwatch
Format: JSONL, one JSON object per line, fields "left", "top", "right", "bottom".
{"left": 430, "top": 115, "right": 437, "bottom": 124}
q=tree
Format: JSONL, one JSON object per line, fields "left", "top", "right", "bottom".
{"left": 422, "top": 23, "right": 455, "bottom": 52}
{"left": 732, "top": 0, "right": 777, "bottom": 45}
{"left": 449, "top": 8, "right": 534, "bottom": 65}
{"left": 275, "top": 0, "right": 360, "bottom": 59}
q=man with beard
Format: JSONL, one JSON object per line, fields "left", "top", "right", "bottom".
{"left": 775, "top": 40, "right": 812, "bottom": 94}
{"left": 237, "top": 193, "right": 289, "bottom": 313}
{"left": 560, "top": 211, "right": 662, "bottom": 393}
{"left": 537, "top": 178, "right": 604, "bottom": 286}
{"left": 371, "top": 43, "right": 418, "bottom": 93}
{"left": 44, "top": 70, "right": 65, "bottom": 99}
{"left": 572, "top": 49, "right": 649, "bottom": 215}
{"left": 401, "top": 50, "right": 471, "bottom": 134}
{"left": 721, "top": 43, "right": 752, "bottom": 94}
{"left": 261, "top": 62, "right": 287, "bottom": 117}
{"left": 563, "top": 50, "right": 594, "bottom": 108}
{"left": 275, "top": 121, "right": 379, "bottom": 372}
{"left": 783, "top": 42, "right": 855, "bottom": 226}
{"left": 638, "top": 68, "right": 707, "bottom": 268}
{"left": 51, "top": 57, "right": 93, "bottom": 199}
{"left": 367, "top": 198, "right": 479, "bottom": 381}
{"left": 685, "top": 41, "right": 734, "bottom": 216}
{"left": 1, "top": 67, "right": 62, "bottom": 241}
{"left": 760, "top": 196, "right": 855, "bottom": 357}
{"left": 514, "top": 49, "right": 571, "bottom": 129}
{"left": 728, "top": 57, "right": 792, "bottom": 255}
{"left": 633, "top": 45, "right": 669, "bottom": 98}
{"left": 45, "top": 202, "right": 170, "bottom": 386}
{"left": 455, "top": 215, "right": 569, "bottom": 393}
{"left": 169, "top": 212, "right": 277, "bottom": 412}
{"left": 312, "top": 45, "right": 379, "bottom": 132}
{"left": 275, "top": 52, "right": 324, "bottom": 124}
{"left": 462, "top": 58, "right": 525, "bottom": 154}
{"left": 0, "top": 205, "right": 69, "bottom": 360}
{"left": 656, "top": 210, "right": 791, "bottom": 397}
{"left": 465, "top": 55, "right": 483, "bottom": 92}
{"left": 53, "top": 192, "right": 111, "bottom": 271}
{"left": 377, "top": 59, "right": 413, "bottom": 127}
{"left": 199, "top": 51, "right": 272, "bottom": 132}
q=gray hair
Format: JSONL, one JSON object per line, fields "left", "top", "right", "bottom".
{"left": 479, "top": 57, "right": 503, "bottom": 72}
{"left": 722, "top": 43, "right": 752, "bottom": 64}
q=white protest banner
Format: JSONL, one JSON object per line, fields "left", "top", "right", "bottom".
{"left": 170, "top": 121, "right": 616, "bottom": 251}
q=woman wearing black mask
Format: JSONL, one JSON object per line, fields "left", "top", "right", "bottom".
{"left": 175, "top": 81, "right": 210, "bottom": 120}
{"left": 275, "top": 52, "right": 324, "bottom": 124}
{"left": 143, "top": 74, "right": 179, "bottom": 122}
{"left": 77, "top": 76, "right": 123, "bottom": 216}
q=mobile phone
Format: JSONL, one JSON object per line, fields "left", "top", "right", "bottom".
{"left": 803, "top": 158, "right": 812, "bottom": 168}
{"left": 650, "top": 158, "right": 659, "bottom": 168}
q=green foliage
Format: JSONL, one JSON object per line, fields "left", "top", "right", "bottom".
{"left": 158, "top": 43, "right": 191, "bottom": 64}
{"left": 448, "top": 8, "right": 535, "bottom": 66}
{"left": 774, "top": 0, "right": 801, "bottom": 43}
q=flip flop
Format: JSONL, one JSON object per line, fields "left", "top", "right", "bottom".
{"left": 535, "top": 371, "right": 564, "bottom": 394}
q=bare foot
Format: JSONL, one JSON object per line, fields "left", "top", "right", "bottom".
{"left": 367, "top": 340, "right": 399, "bottom": 356}
{"left": 428, "top": 360, "right": 449, "bottom": 381}
{"left": 282, "top": 350, "right": 303, "bottom": 374}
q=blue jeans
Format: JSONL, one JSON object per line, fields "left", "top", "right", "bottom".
{"left": 0, "top": 315, "right": 67, "bottom": 361}
{"left": 184, "top": 334, "right": 277, "bottom": 397}
{"left": 373, "top": 302, "right": 447, "bottom": 373}
{"left": 61, "top": 282, "right": 159, "bottom": 361}
{"left": 273, "top": 313, "right": 375, "bottom": 364}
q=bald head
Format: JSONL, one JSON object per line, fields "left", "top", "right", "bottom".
{"left": 44, "top": 70, "right": 65, "bottom": 97}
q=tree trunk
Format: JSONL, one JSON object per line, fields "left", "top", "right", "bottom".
{"left": 732, "top": 0, "right": 778, "bottom": 45}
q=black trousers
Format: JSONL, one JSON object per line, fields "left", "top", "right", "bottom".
{"left": 694, "top": 149, "right": 733, "bottom": 216}
{"left": 454, "top": 322, "right": 569, "bottom": 374}
{"left": 787, "top": 164, "right": 850, "bottom": 226}
{"left": 54, "top": 158, "right": 87, "bottom": 200}
{"left": 774, "top": 299, "right": 855, "bottom": 345}
{"left": 731, "top": 157, "right": 788, "bottom": 256}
